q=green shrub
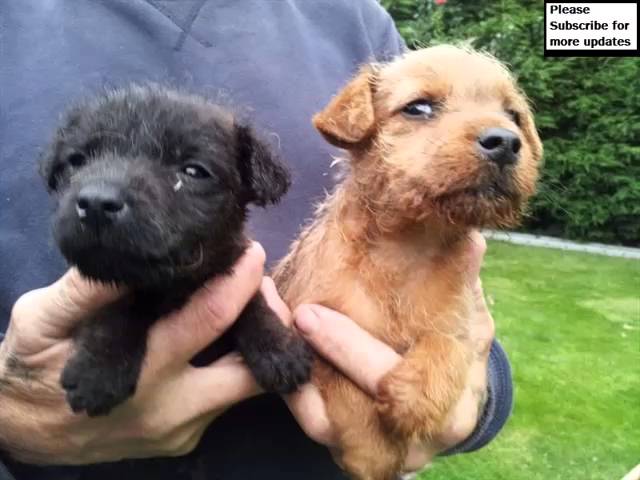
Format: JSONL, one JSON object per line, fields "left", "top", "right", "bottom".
{"left": 382, "top": 0, "right": 640, "bottom": 246}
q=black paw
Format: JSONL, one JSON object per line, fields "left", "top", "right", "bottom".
{"left": 247, "top": 333, "right": 314, "bottom": 394}
{"left": 60, "top": 350, "right": 139, "bottom": 417}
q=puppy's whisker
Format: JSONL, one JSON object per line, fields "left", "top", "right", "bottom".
{"left": 535, "top": 187, "right": 574, "bottom": 217}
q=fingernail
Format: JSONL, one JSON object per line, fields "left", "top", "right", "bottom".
{"left": 295, "top": 305, "right": 319, "bottom": 335}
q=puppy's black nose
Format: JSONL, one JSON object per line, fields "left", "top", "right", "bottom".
{"left": 477, "top": 128, "right": 521, "bottom": 167}
{"left": 76, "top": 183, "right": 127, "bottom": 223}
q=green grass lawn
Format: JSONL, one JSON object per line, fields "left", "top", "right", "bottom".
{"left": 422, "top": 241, "right": 640, "bottom": 480}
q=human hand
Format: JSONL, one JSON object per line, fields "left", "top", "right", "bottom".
{"left": 0, "top": 243, "right": 265, "bottom": 465}
{"left": 261, "top": 231, "right": 493, "bottom": 474}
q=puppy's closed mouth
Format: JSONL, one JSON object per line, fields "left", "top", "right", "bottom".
{"left": 470, "top": 181, "right": 515, "bottom": 200}
{"left": 440, "top": 180, "right": 517, "bottom": 204}
{"left": 61, "top": 242, "right": 205, "bottom": 286}
{"left": 431, "top": 179, "right": 523, "bottom": 228}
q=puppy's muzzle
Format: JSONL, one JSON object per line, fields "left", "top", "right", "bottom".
{"left": 75, "top": 182, "right": 129, "bottom": 227}
{"left": 477, "top": 127, "right": 521, "bottom": 168}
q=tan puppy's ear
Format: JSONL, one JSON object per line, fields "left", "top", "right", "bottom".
{"left": 313, "top": 65, "right": 376, "bottom": 148}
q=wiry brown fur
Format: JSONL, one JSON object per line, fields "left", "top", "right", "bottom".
{"left": 274, "top": 45, "right": 542, "bottom": 480}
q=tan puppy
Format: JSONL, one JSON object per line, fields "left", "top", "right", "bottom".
{"left": 273, "top": 45, "right": 542, "bottom": 480}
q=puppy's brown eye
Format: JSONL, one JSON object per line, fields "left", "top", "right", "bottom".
{"left": 506, "top": 109, "right": 521, "bottom": 127}
{"left": 402, "top": 100, "right": 435, "bottom": 119}
{"left": 182, "top": 164, "right": 211, "bottom": 179}
{"left": 67, "top": 153, "right": 86, "bottom": 168}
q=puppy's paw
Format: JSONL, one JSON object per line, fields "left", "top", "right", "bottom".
{"left": 246, "top": 331, "right": 314, "bottom": 394}
{"left": 376, "top": 362, "right": 445, "bottom": 439}
{"left": 61, "top": 350, "right": 139, "bottom": 416}
{"left": 338, "top": 439, "right": 406, "bottom": 480}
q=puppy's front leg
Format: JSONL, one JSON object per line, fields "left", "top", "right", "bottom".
{"left": 233, "top": 293, "right": 313, "bottom": 394}
{"left": 61, "top": 302, "right": 152, "bottom": 416}
{"left": 376, "top": 333, "right": 469, "bottom": 440}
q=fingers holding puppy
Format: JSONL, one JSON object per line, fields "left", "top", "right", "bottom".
{"left": 286, "top": 304, "right": 443, "bottom": 475}
{"left": 294, "top": 305, "right": 401, "bottom": 396}
{"left": 284, "top": 304, "right": 399, "bottom": 448}
{"left": 148, "top": 242, "right": 266, "bottom": 363}
{"left": 136, "top": 243, "right": 270, "bottom": 425}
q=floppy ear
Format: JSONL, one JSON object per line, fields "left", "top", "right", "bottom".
{"left": 313, "top": 65, "right": 377, "bottom": 148}
{"left": 235, "top": 124, "right": 291, "bottom": 206}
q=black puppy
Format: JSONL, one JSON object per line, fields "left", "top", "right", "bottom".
{"left": 40, "top": 85, "right": 312, "bottom": 416}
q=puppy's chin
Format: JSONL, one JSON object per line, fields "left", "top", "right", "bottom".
{"left": 432, "top": 188, "right": 524, "bottom": 229}
{"left": 58, "top": 243, "right": 177, "bottom": 287}
{"left": 54, "top": 225, "right": 201, "bottom": 288}
{"left": 423, "top": 162, "right": 530, "bottom": 229}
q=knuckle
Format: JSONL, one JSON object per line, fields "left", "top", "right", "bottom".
{"left": 486, "top": 320, "right": 496, "bottom": 339}
{"left": 55, "top": 275, "right": 97, "bottom": 319}
{"left": 161, "top": 429, "right": 202, "bottom": 457}
{"left": 477, "top": 315, "right": 496, "bottom": 345}
{"left": 58, "top": 269, "right": 120, "bottom": 313}
{"left": 403, "top": 443, "right": 431, "bottom": 473}
{"left": 138, "top": 416, "right": 172, "bottom": 442}
{"left": 261, "top": 276, "right": 277, "bottom": 293}
{"left": 59, "top": 269, "right": 88, "bottom": 310}
{"left": 302, "top": 416, "right": 334, "bottom": 446}
{"left": 241, "top": 243, "right": 266, "bottom": 287}
{"left": 441, "top": 417, "right": 475, "bottom": 447}
{"left": 437, "top": 394, "right": 478, "bottom": 447}
{"left": 10, "top": 290, "right": 41, "bottom": 324}
{"left": 247, "top": 242, "right": 267, "bottom": 270}
{"left": 292, "top": 304, "right": 313, "bottom": 322}
{"left": 400, "top": 474, "right": 419, "bottom": 480}
{"left": 293, "top": 305, "right": 332, "bottom": 348}
{"left": 292, "top": 305, "right": 313, "bottom": 334}
{"left": 202, "top": 294, "right": 236, "bottom": 334}
{"left": 470, "top": 231, "right": 487, "bottom": 256}
{"left": 166, "top": 435, "right": 200, "bottom": 457}
{"left": 476, "top": 235, "right": 487, "bottom": 256}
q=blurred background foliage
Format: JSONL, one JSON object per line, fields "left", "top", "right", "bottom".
{"left": 381, "top": 0, "right": 640, "bottom": 246}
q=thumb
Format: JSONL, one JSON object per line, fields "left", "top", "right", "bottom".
{"left": 293, "top": 304, "right": 400, "bottom": 396}
{"left": 19, "top": 268, "right": 124, "bottom": 336}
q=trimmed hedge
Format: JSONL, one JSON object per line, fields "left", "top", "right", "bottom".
{"left": 382, "top": 0, "right": 640, "bottom": 246}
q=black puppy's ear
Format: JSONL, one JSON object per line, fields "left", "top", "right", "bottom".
{"left": 235, "top": 124, "right": 291, "bottom": 206}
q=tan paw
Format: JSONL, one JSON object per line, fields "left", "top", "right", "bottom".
{"left": 376, "top": 362, "right": 447, "bottom": 439}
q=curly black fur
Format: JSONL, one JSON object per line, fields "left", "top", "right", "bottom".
{"left": 40, "top": 84, "right": 312, "bottom": 416}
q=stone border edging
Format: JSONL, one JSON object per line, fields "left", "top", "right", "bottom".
{"left": 482, "top": 231, "right": 640, "bottom": 260}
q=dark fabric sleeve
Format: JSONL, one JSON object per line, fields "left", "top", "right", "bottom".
{"left": 0, "top": 461, "right": 16, "bottom": 480}
{"left": 0, "top": 449, "right": 18, "bottom": 480}
{"left": 0, "top": 444, "right": 16, "bottom": 480}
